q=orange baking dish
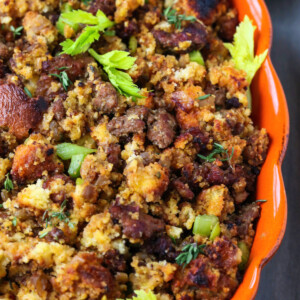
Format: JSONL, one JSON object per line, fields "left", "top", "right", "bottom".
{"left": 231, "top": 0, "right": 289, "bottom": 299}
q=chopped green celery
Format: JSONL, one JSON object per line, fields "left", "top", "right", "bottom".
{"left": 56, "top": 143, "right": 96, "bottom": 160}
{"left": 209, "top": 222, "right": 221, "bottom": 240}
{"left": 193, "top": 215, "right": 219, "bottom": 237}
{"left": 129, "top": 36, "right": 138, "bottom": 54}
{"left": 56, "top": 4, "right": 78, "bottom": 36}
{"left": 238, "top": 241, "right": 250, "bottom": 270}
{"left": 246, "top": 88, "right": 252, "bottom": 109}
{"left": 68, "top": 154, "right": 86, "bottom": 178}
{"left": 76, "top": 178, "right": 84, "bottom": 185}
{"left": 189, "top": 50, "right": 205, "bottom": 66}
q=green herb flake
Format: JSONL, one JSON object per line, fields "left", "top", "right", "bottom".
{"left": 156, "top": 172, "right": 161, "bottom": 179}
{"left": 42, "top": 200, "right": 74, "bottom": 229}
{"left": 176, "top": 243, "right": 206, "bottom": 267}
{"left": 170, "top": 236, "right": 177, "bottom": 244}
{"left": 164, "top": 6, "right": 196, "bottom": 30}
{"left": 12, "top": 217, "right": 17, "bottom": 227}
{"left": 198, "top": 143, "right": 234, "bottom": 164}
{"left": 10, "top": 25, "right": 23, "bottom": 38}
{"left": 39, "top": 231, "right": 49, "bottom": 239}
{"left": 24, "top": 87, "right": 32, "bottom": 98}
{"left": 4, "top": 174, "right": 13, "bottom": 191}
{"left": 82, "top": 0, "right": 92, "bottom": 5}
{"left": 50, "top": 71, "right": 72, "bottom": 91}
{"left": 256, "top": 199, "right": 268, "bottom": 203}
{"left": 197, "top": 94, "right": 211, "bottom": 101}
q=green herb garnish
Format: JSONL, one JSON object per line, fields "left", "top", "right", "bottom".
{"left": 164, "top": 6, "right": 196, "bottom": 30}
{"left": 24, "top": 87, "right": 32, "bottom": 98}
{"left": 176, "top": 243, "right": 206, "bottom": 267}
{"left": 50, "top": 70, "right": 72, "bottom": 91}
{"left": 12, "top": 217, "right": 17, "bottom": 227}
{"left": 39, "top": 231, "right": 49, "bottom": 239}
{"left": 198, "top": 143, "right": 234, "bottom": 163}
{"left": 4, "top": 174, "right": 13, "bottom": 191}
{"left": 170, "top": 236, "right": 177, "bottom": 244}
{"left": 43, "top": 200, "right": 74, "bottom": 228}
{"left": 89, "top": 49, "right": 143, "bottom": 98}
{"left": 197, "top": 94, "right": 211, "bottom": 101}
{"left": 256, "top": 199, "right": 267, "bottom": 203}
{"left": 10, "top": 26, "right": 23, "bottom": 38}
{"left": 82, "top": 0, "right": 92, "bottom": 5}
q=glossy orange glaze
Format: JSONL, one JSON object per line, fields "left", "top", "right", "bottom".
{"left": 231, "top": 0, "right": 289, "bottom": 299}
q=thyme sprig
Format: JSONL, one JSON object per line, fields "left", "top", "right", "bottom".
{"left": 4, "top": 174, "right": 13, "bottom": 191}
{"left": 176, "top": 243, "right": 206, "bottom": 267}
{"left": 164, "top": 6, "right": 197, "bottom": 29}
{"left": 10, "top": 26, "right": 23, "bottom": 38}
{"left": 42, "top": 200, "right": 74, "bottom": 229}
{"left": 198, "top": 143, "right": 234, "bottom": 163}
{"left": 50, "top": 69, "right": 72, "bottom": 91}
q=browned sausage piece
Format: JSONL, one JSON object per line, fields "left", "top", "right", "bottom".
{"left": 147, "top": 109, "right": 177, "bottom": 149}
{"left": 88, "top": 0, "right": 116, "bottom": 16}
{"left": 110, "top": 203, "right": 165, "bottom": 240}
{"left": 152, "top": 23, "right": 208, "bottom": 54}
{"left": 107, "top": 106, "right": 149, "bottom": 137}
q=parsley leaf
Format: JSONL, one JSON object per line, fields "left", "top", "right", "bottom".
{"left": 4, "top": 174, "right": 13, "bottom": 191}
{"left": 50, "top": 70, "right": 72, "bottom": 91}
{"left": 10, "top": 26, "right": 23, "bottom": 38}
{"left": 164, "top": 6, "right": 196, "bottom": 29}
{"left": 88, "top": 49, "right": 143, "bottom": 98}
{"left": 224, "top": 15, "right": 268, "bottom": 84}
{"left": 176, "top": 243, "right": 206, "bottom": 267}
{"left": 198, "top": 143, "right": 234, "bottom": 163}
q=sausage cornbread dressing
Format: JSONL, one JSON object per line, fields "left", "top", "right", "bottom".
{"left": 0, "top": 0, "right": 269, "bottom": 299}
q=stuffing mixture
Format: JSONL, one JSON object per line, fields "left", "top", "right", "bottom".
{"left": 0, "top": 0, "right": 269, "bottom": 299}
